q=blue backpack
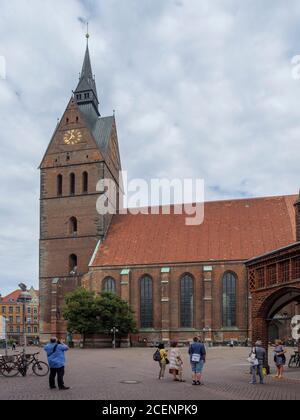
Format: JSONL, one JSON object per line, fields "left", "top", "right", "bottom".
{"left": 153, "top": 349, "right": 161, "bottom": 362}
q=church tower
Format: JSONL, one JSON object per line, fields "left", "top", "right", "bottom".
{"left": 39, "top": 33, "right": 122, "bottom": 341}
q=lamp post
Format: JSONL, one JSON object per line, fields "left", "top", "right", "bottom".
{"left": 110, "top": 327, "right": 119, "bottom": 349}
{"left": 17, "top": 284, "right": 32, "bottom": 353}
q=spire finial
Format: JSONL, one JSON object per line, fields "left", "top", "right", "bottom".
{"left": 86, "top": 22, "right": 90, "bottom": 45}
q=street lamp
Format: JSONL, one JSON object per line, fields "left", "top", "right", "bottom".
{"left": 17, "top": 284, "right": 32, "bottom": 351}
{"left": 110, "top": 327, "right": 119, "bottom": 349}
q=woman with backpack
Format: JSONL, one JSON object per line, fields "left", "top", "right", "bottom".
{"left": 155, "top": 343, "right": 168, "bottom": 380}
{"left": 273, "top": 340, "right": 287, "bottom": 379}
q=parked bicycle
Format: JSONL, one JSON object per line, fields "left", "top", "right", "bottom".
{"left": 0, "top": 355, "right": 19, "bottom": 377}
{"left": 0, "top": 352, "right": 49, "bottom": 377}
{"left": 288, "top": 351, "right": 300, "bottom": 368}
{"left": 15, "top": 352, "right": 49, "bottom": 377}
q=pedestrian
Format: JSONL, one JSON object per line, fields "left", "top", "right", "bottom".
{"left": 188, "top": 337, "right": 206, "bottom": 385}
{"left": 157, "top": 343, "right": 168, "bottom": 380}
{"left": 248, "top": 341, "right": 266, "bottom": 385}
{"left": 273, "top": 339, "right": 287, "bottom": 379}
{"left": 44, "top": 337, "right": 70, "bottom": 390}
{"left": 12, "top": 342, "right": 16, "bottom": 351}
{"left": 169, "top": 340, "right": 185, "bottom": 382}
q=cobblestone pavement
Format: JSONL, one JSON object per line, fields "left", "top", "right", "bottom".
{"left": 0, "top": 346, "right": 299, "bottom": 400}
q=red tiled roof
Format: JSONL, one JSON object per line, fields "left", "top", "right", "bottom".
{"left": 1, "top": 290, "right": 21, "bottom": 303}
{"left": 92, "top": 195, "right": 297, "bottom": 267}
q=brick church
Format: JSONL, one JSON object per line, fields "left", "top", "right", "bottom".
{"left": 39, "top": 37, "right": 300, "bottom": 345}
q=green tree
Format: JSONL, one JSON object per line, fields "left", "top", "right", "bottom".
{"left": 95, "top": 292, "right": 137, "bottom": 335}
{"left": 63, "top": 288, "right": 98, "bottom": 346}
{"left": 63, "top": 289, "right": 137, "bottom": 347}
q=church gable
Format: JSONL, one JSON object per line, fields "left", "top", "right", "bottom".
{"left": 40, "top": 98, "right": 104, "bottom": 169}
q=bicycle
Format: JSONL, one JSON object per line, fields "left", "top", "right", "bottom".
{"left": 288, "top": 351, "right": 300, "bottom": 368}
{"left": 0, "top": 355, "right": 19, "bottom": 377}
{"left": 15, "top": 352, "right": 49, "bottom": 377}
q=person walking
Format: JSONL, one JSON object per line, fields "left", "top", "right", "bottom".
{"left": 248, "top": 341, "right": 266, "bottom": 385}
{"left": 12, "top": 342, "right": 16, "bottom": 351}
{"left": 44, "top": 337, "right": 70, "bottom": 390}
{"left": 169, "top": 340, "right": 185, "bottom": 382}
{"left": 189, "top": 337, "right": 206, "bottom": 385}
{"left": 273, "top": 340, "right": 287, "bottom": 379}
{"left": 157, "top": 343, "right": 168, "bottom": 380}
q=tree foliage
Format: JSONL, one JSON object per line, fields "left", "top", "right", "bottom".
{"left": 63, "top": 288, "right": 137, "bottom": 341}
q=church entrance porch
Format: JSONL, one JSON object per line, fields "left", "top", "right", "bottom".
{"left": 247, "top": 242, "right": 300, "bottom": 371}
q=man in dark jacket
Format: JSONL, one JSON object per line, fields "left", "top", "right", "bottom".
{"left": 44, "top": 337, "right": 70, "bottom": 390}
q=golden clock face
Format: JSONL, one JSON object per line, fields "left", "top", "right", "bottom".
{"left": 63, "top": 129, "right": 82, "bottom": 145}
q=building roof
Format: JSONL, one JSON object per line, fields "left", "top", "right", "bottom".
{"left": 78, "top": 104, "right": 114, "bottom": 157}
{"left": 91, "top": 194, "right": 297, "bottom": 267}
{"left": 1, "top": 290, "right": 22, "bottom": 303}
{"left": 1, "top": 289, "right": 39, "bottom": 304}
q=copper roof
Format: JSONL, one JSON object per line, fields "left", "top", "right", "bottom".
{"left": 92, "top": 195, "right": 297, "bottom": 267}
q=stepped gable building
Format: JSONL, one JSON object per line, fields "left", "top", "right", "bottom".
{"left": 40, "top": 35, "right": 300, "bottom": 345}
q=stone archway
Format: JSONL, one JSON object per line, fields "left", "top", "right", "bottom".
{"left": 252, "top": 286, "right": 300, "bottom": 368}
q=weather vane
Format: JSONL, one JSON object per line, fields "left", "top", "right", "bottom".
{"left": 86, "top": 22, "right": 90, "bottom": 44}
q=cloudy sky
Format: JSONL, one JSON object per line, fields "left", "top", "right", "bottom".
{"left": 0, "top": 0, "right": 300, "bottom": 295}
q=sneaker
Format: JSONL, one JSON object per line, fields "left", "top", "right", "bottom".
{"left": 196, "top": 381, "right": 202, "bottom": 385}
{"left": 59, "top": 386, "right": 70, "bottom": 391}
{"left": 192, "top": 381, "right": 197, "bottom": 385}
{"left": 50, "top": 387, "right": 56, "bottom": 390}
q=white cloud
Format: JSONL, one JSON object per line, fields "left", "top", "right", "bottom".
{"left": 0, "top": 0, "right": 300, "bottom": 294}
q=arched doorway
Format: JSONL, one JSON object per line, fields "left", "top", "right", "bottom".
{"left": 252, "top": 287, "right": 300, "bottom": 368}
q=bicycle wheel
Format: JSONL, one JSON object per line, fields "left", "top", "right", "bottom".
{"left": 1, "top": 362, "right": 19, "bottom": 377}
{"left": 288, "top": 356, "right": 295, "bottom": 368}
{"left": 32, "top": 361, "right": 49, "bottom": 377}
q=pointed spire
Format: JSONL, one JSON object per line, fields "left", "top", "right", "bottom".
{"left": 74, "top": 26, "right": 100, "bottom": 115}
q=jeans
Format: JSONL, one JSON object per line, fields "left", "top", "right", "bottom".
{"left": 159, "top": 360, "right": 166, "bottom": 378}
{"left": 251, "top": 364, "right": 264, "bottom": 384}
{"left": 49, "top": 366, "right": 65, "bottom": 389}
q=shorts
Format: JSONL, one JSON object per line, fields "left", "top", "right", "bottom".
{"left": 191, "top": 360, "right": 204, "bottom": 374}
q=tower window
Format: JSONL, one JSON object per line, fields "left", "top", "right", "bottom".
{"left": 84, "top": 93, "right": 90, "bottom": 99}
{"left": 57, "top": 175, "right": 63, "bottom": 196}
{"left": 77, "top": 94, "right": 82, "bottom": 100}
{"left": 69, "top": 254, "right": 78, "bottom": 274}
{"left": 70, "top": 173, "right": 75, "bottom": 195}
{"left": 69, "top": 217, "right": 78, "bottom": 234}
{"left": 82, "top": 172, "right": 88, "bottom": 193}
{"left": 66, "top": 118, "right": 69, "bottom": 124}
{"left": 76, "top": 116, "right": 79, "bottom": 123}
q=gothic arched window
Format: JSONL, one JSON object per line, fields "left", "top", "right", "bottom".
{"left": 82, "top": 172, "right": 88, "bottom": 193}
{"left": 103, "top": 277, "right": 116, "bottom": 294}
{"left": 70, "top": 173, "right": 75, "bottom": 195}
{"left": 140, "top": 275, "right": 153, "bottom": 328}
{"left": 180, "top": 274, "right": 194, "bottom": 328}
{"left": 69, "top": 217, "right": 78, "bottom": 234}
{"left": 222, "top": 272, "right": 237, "bottom": 327}
{"left": 57, "top": 174, "right": 63, "bottom": 196}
